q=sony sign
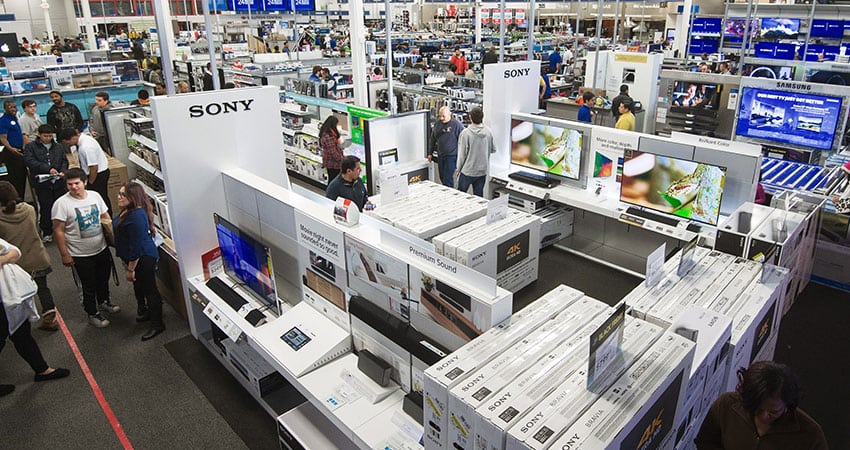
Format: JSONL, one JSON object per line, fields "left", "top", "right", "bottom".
{"left": 504, "top": 67, "right": 531, "bottom": 79}
{"left": 188, "top": 99, "right": 255, "bottom": 118}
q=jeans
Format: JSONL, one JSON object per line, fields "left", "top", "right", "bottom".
{"left": 134, "top": 255, "right": 163, "bottom": 327}
{"left": 35, "top": 182, "right": 67, "bottom": 236}
{"left": 438, "top": 155, "right": 457, "bottom": 188}
{"left": 87, "top": 168, "right": 112, "bottom": 217}
{"left": 457, "top": 174, "right": 486, "bottom": 197}
{"left": 0, "top": 305, "right": 49, "bottom": 374}
{"left": 0, "top": 152, "right": 27, "bottom": 200}
{"left": 73, "top": 247, "right": 112, "bottom": 316}
{"left": 33, "top": 273, "right": 55, "bottom": 312}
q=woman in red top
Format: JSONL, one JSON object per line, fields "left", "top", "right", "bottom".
{"left": 319, "top": 116, "right": 344, "bottom": 183}
{"left": 450, "top": 48, "right": 468, "bottom": 76}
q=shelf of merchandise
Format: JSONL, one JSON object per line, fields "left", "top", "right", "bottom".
{"left": 131, "top": 132, "right": 158, "bottom": 152}
{"left": 128, "top": 152, "right": 164, "bottom": 181}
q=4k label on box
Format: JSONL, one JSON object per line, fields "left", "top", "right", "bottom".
{"left": 497, "top": 230, "right": 530, "bottom": 273}
{"left": 751, "top": 302, "right": 776, "bottom": 363}
{"left": 621, "top": 371, "right": 684, "bottom": 450}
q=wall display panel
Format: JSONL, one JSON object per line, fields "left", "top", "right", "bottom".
{"left": 344, "top": 235, "right": 410, "bottom": 319}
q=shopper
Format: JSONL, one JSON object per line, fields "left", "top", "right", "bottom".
{"left": 449, "top": 48, "right": 468, "bottom": 76}
{"left": 319, "top": 116, "right": 344, "bottom": 182}
{"left": 58, "top": 128, "right": 111, "bottom": 217}
{"left": 52, "top": 168, "right": 118, "bottom": 328}
{"left": 203, "top": 63, "right": 214, "bottom": 91}
{"left": 114, "top": 182, "right": 165, "bottom": 341}
{"left": 131, "top": 89, "right": 150, "bottom": 106}
{"left": 539, "top": 70, "right": 552, "bottom": 109}
{"left": 615, "top": 101, "right": 636, "bottom": 131}
{"left": 19, "top": 99, "right": 43, "bottom": 143}
{"left": 176, "top": 80, "right": 190, "bottom": 94}
{"left": 0, "top": 237, "right": 70, "bottom": 398}
{"left": 0, "top": 181, "right": 58, "bottom": 330}
{"left": 22, "top": 124, "right": 68, "bottom": 241}
{"left": 577, "top": 92, "right": 595, "bottom": 123}
{"left": 309, "top": 65, "right": 323, "bottom": 82}
{"left": 371, "top": 67, "right": 384, "bottom": 81}
{"left": 482, "top": 44, "right": 498, "bottom": 65}
{"left": 429, "top": 106, "right": 464, "bottom": 188}
{"left": 611, "top": 84, "right": 632, "bottom": 121}
{"left": 548, "top": 47, "right": 562, "bottom": 74}
{"left": 89, "top": 91, "right": 112, "bottom": 152}
{"left": 455, "top": 107, "right": 495, "bottom": 197}
{"left": 46, "top": 91, "right": 84, "bottom": 135}
{"left": 0, "top": 100, "right": 28, "bottom": 199}
{"left": 146, "top": 63, "right": 163, "bottom": 86}
{"left": 325, "top": 155, "right": 372, "bottom": 212}
{"left": 695, "top": 361, "right": 827, "bottom": 450}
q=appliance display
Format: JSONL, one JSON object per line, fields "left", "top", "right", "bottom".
{"left": 810, "top": 19, "right": 845, "bottom": 39}
{"left": 671, "top": 81, "right": 720, "bottom": 109}
{"left": 725, "top": 18, "right": 759, "bottom": 42}
{"left": 759, "top": 18, "right": 800, "bottom": 39}
{"left": 510, "top": 119, "right": 583, "bottom": 180}
{"left": 736, "top": 88, "right": 844, "bottom": 151}
{"left": 692, "top": 18, "right": 722, "bottom": 37}
{"left": 213, "top": 213, "right": 278, "bottom": 309}
{"left": 620, "top": 150, "right": 727, "bottom": 226}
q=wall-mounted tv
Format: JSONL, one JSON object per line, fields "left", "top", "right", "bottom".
{"left": 736, "top": 88, "right": 844, "bottom": 151}
{"left": 725, "top": 18, "right": 760, "bottom": 42}
{"left": 810, "top": 19, "right": 845, "bottom": 39}
{"left": 688, "top": 38, "right": 719, "bottom": 56}
{"left": 510, "top": 119, "right": 583, "bottom": 180}
{"left": 213, "top": 213, "right": 278, "bottom": 311}
{"left": 671, "top": 81, "right": 721, "bottom": 109}
{"left": 759, "top": 18, "right": 800, "bottom": 39}
{"left": 754, "top": 42, "right": 798, "bottom": 60}
{"left": 744, "top": 65, "right": 795, "bottom": 80}
{"left": 692, "top": 17, "right": 722, "bottom": 37}
{"left": 620, "top": 150, "right": 727, "bottom": 226}
{"left": 804, "top": 45, "right": 841, "bottom": 62}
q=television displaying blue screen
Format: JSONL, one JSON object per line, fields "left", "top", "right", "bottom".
{"left": 804, "top": 45, "right": 841, "bottom": 62}
{"left": 692, "top": 18, "right": 722, "bottom": 37}
{"left": 213, "top": 213, "right": 278, "bottom": 309}
{"left": 736, "top": 88, "right": 844, "bottom": 151}
{"left": 811, "top": 19, "right": 845, "bottom": 38}
{"left": 759, "top": 18, "right": 800, "bottom": 39}
{"left": 725, "top": 18, "right": 759, "bottom": 42}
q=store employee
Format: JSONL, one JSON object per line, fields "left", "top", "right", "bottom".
{"left": 325, "top": 155, "right": 373, "bottom": 212}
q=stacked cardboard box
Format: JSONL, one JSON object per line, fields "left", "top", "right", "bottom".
{"left": 107, "top": 156, "right": 129, "bottom": 213}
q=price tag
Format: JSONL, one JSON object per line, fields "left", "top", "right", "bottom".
{"left": 381, "top": 173, "right": 408, "bottom": 206}
{"left": 587, "top": 303, "right": 626, "bottom": 388}
{"left": 677, "top": 236, "right": 698, "bottom": 277}
{"left": 324, "top": 381, "right": 361, "bottom": 411}
{"left": 645, "top": 243, "right": 666, "bottom": 288}
{"left": 202, "top": 302, "right": 242, "bottom": 341}
{"left": 486, "top": 195, "right": 509, "bottom": 224}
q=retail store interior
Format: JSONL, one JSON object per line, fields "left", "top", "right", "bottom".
{"left": 1, "top": 0, "right": 850, "bottom": 449}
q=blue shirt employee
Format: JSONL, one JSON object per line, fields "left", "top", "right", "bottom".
{"left": 577, "top": 91, "right": 595, "bottom": 123}
{"left": 548, "top": 48, "right": 562, "bottom": 73}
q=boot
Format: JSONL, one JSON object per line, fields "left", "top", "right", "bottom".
{"left": 37, "top": 309, "right": 59, "bottom": 331}
{"left": 136, "top": 306, "right": 150, "bottom": 323}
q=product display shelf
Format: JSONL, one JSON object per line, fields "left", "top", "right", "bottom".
{"left": 761, "top": 157, "right": 831, "bottom": 195}
{"left": 130, "top": 132, "right": 158, "bottom": 153}
{"left": 128, "top": 152, "right": 163, "bottom": 180}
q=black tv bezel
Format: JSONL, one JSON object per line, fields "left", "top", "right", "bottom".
{"left": 510, "top": 119, "right": 585, "bottom": 182}
{"left": 213, "top": 213, "right": 278, "bottom": 311}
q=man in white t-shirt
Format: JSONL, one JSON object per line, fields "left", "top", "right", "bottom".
{"left": 52, "top": 168, "right": 119, "bottom": 328}
{"left": 58, "top": 128, "right": 112, "bottom": 216}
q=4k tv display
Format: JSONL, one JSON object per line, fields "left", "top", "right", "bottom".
{"left": 692, "top": 18, "right": 722, "bottom": 37}
{"left": 759, "top": 18, "right": 800, "bottom": 39}
{"left": 510, "top": 119, "right": 583, "bottom": 180}
{"left": 671, "top": 81, "right": 720, "bottom": 109}
{"left": 736, "top": 88, "right": 844, "bottom": 151}
{"left": 213, "top": 213, "right": 278, "bottom": 310}
{"left": 620, "top": 150, "right": 727, "bottom": 226}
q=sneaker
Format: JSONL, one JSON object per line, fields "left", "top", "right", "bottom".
{"left": 42, "top": 235, "right": 53, "bottom": 244}
{"left": 37, "top": 309, "right": 59, "bottom": 331}
{"left": 98, "top": 302, "right": 120, "bottom": 314}
{"left": 88, "top": 313, "right": 110, "bottom": 328}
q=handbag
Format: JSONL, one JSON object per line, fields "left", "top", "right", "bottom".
{"left": 101, "top": 216, "right": 116, "bottom": 247}
{"left": 0, "top": 263, "right": 40, "bottom": 334}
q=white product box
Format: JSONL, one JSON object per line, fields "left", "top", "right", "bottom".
{"left": 672, "top": 395, "right": 701, "bottom": 450}
{"left": 423, "top": 286, "right": 584, "bottom": 450}
{"left": 447, "top": 300, "right": 608, "bottom": 450}
{"left": 478, "top": 317, "right": 663, "bottom": 450}
{"left": 706, "top": 258, "right": 763, "bottom": 315}
{"left": 626, "top": 247, "right": 711, "bottom": 320}
{"left": 505, "top": 319, "right": 668, "bottom": 450}
{"left": 547, "top": 333, "right": 695, "bottom": 450}
{"left": 457, "top": 215, "right": 541, "bottom": 293}
{"left": 669, "top": 307, "right": 733, "bottom": 409}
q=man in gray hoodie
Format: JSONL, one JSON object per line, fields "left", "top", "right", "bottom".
{"left": 455, "top": 107, "right": 495, "bottom": 197}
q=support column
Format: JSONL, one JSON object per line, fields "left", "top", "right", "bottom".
{"left": 350, "top": 0, "right": 370, "bottom": 106}
{"left": 41, "top": 3, "right": 55, "bottom": 45}
{"left": 527, "top": 0, "right": 536, "bottom": 61}
{"left": 152, "top": 0, "right": 177, "bottom": 95}
{"left": 498, "top": 0, "right": 506, "bottom": 62}
{"left": 201, "top": 0, "right": 219, "bottom": 89}
{"left": 80, "top": 0, "right": 97, "bottom": 50}
{"left": 475, "top": 3, "right": 482, "bottom": 46}
{"left": 675, "top": 0, "right": 693, "bottom": 58}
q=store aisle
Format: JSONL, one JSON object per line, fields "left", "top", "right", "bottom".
{"left": 0, "top": 243, "right": 269, "bottom": 449}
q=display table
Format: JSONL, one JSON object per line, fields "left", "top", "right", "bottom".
{"left": 544, "top": 97, "right": 646, "bottom": 130}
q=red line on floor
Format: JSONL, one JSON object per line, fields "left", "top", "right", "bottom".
{"left": 57, "top": 311, "right": 134, "bottom": 450}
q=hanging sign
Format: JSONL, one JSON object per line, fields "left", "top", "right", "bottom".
{"left": 492, "top": 9, "right": 502, "bottom": 24}
{"left": 481, "top": 8, "right": 490, "bottom": 24}
{"left": 514, "top": 9, "right": 526, "bottom": 25}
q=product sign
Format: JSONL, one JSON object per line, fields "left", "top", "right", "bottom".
{"left": 262, "top": 0, "right": 289, "bottom": 11}
{"left": 492, "top": 9, "right": 502, "bottom": 24}
{"left": 230, "top": 0, "right": 261, "bottom": 11}
{"left": 347, "top": 104, "right": 388, "bottom": 146}
{"left": 645, "top": 243, "right": 666, "bottom": 288}
{"left": 294, "top": 210, "right": 346, "bottom": 268}
{"left": 587, "top": 303, "right": 626, "bottom": 387}
{"left": 486, "top": 194, "right": 509, "bottom": 224}
{"left": 514, "top": 9, "right": 525, "bottom": 25}
{"left": 480, "top": 8, "right": 490, "bottom": 24}
{"left": 677, "top": 236, "right": 698, "bottom": 277}
{"left": 505, "top": 9, "right": 514, "bottom": 24}
{"left": 293, "top": 0, "right": 314, "bottom": 11}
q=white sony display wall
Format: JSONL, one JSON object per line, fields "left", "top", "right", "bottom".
{"left": 364, "top": 111, "right": 430, "bottom": 193}
{"left": 484, "top": 61, "right": 540, "bottom": 176}
{"left": 152, "top": 86, "right": 289, "bottom": 334}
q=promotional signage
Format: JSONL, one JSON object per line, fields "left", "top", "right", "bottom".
{"left": 645, "top": 243, "right": 666, "bottom": 288}
{"left": 514, "top": 9, "right": 526, "bottom": 25}
{"left": 293, "top": 0, "right": 314, "bottom": 11}
{"left": 347, "top": 105, "right": 387, "bottom": 146}
{"left": 678, "top": 236, "right": 698, "bottom": 276}
{"left": 587, "top": 303, "right": 626, "bottom": 387}
{"left": 492, "top": 9, "right": 502, "bottom": 24}
{"left": 230, "top": 0, "right": 261, "bottom": 11}
{"left": 481, "top": 8, "right": 490, "bottom": 24}
{"left": 208, "top": 0, "right": 228, "bottom": 10}
{"left": 263, "top": 0, "right": 289, "bottom": 11}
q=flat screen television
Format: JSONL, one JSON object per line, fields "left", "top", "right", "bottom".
{"left": 620, "top": 150, "right": 727, "bottom": 226}
{"left": 510, "top": 119, "right": 583, "bottom": 180}
{"left": 213, "top": 213, "right": 278, "bottom": 310}
{"left": 725, "top": 18, "right": 759, "bottom": 42}
{"left": 736, "top": 87, "right": 844, "bottom": 151}
{"left": 759, "top": 18, "right": 800, "bottom": 39}
{"left": 671, "top": 81, "right": 721, "bottom": 109}
{"left": 810, "top": 19, "right": 845, "bottom": 39}
{"left": 745, "top": 65, "right": 795, "bottom": 80}
{"left": 692, "top": 17, "right": 722, "bottom": 37}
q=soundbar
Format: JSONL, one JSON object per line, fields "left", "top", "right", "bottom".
{"left": 625, "top": 206, "right": 680, "bottom": 227}
{"left": 206, "top": 276, "right": 248, "bottom": 311}
{"left": 508, "top": 171, "right": 561, "bottom": 189}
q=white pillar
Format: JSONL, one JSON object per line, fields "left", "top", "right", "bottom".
{"left": 350, "top": 0, "right": 370, "bottom": 106}
{"left": 40, "top": 3, "right": 55, "bottom": 45}
{"left": 475, "top": 3, "right": 482, "bottom": 45}
{"left": 152, "top": 0, "right": 177, "bottom": 95}
{"left": 676, "top": 0, "right": 693, "bottom": 58}
{"left": 80, "top": 0, "right": 97, "bottom": 50}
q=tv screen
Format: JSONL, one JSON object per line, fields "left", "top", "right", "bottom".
{"left": 759, "top": 18, "right": 800, "bottom": 39}
{"left": 811, "top": 19, "right": 845, "bottom": 38}
{"left": 725, "top": 18, "right": 759, "bottom": 42}
{"left": 745, "top": 65, "right": 795, "bottom": 80}
{"left": 0, "top": 33, "right": 20, "bottom": 57}
{"left": 620, "top": 150, "right": 727, "bottom": 226}
{"left": 510, "top": 120, "right": 583, "bottom": 180}
{"left": 692, "top": 17, "right": 722, "bottom": 37}
{"left": 736, "top": 88, "right": 844, "bottom": 151}
{"left": 213, "top": 213, "right": 277, "bottom": 309}
{"left": 671, "top": 81, "right": 720, "bottom": 109}
{"left": 804, "top": 45, "right": 841, "bottom": 62}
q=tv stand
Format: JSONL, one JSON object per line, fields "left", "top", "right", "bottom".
{"left": 624, "top": 206, "right": 680, "bottom": 227}
{"left": 508, "top": 171, "right": 561, "bottom": 189}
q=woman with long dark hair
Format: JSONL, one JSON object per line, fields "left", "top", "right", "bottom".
{"left": 0, "top": 181, "right": 58, "bottom": 330}
{"left": 113, "top": 182, "right": 164, "bottom": 341}
{"left": 319, "top": 115, "right": 344, "bottom": 182}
